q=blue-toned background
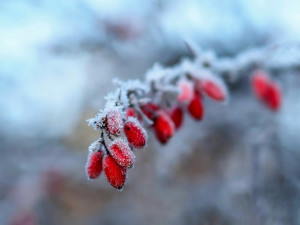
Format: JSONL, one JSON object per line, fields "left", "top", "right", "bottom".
{"left": 1, "top": 1, "right": 300, "bottom": 224}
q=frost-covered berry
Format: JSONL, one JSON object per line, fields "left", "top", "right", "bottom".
{"left": 109, "top": 138, "right": 135, "bottom": 168}
{"left": 153, "top": 110, "right": 175, "bottom": 144}
{"left": 141, "top": 102, "right": 160, "bottom": 120}
{"left": 177, "top": 79, "right": 194, "bottom": 102}
{"left": 198, "top": 79, "right": 226, "bottom": 101}
{"left": 252, "top": 71, "right": 270, "bottom": 100}
{"left": 104, "top": 155, "right": 127, "bottom": 190}
{"left": 264, "top": 82, "right": 282, "bottom": 111}
{"left": 188, "top": 91, "right": 204, "bottom": 120}
{"left": 86, "top": 151, "right": 104, "bottom": 179}
{"left": 168, "top": 105, "right": 184, "bottom": 130}
{"left": 106, "top": 110, "right": 124, "bottom": 135}
{"left": 124, "top": 118, "right": 147, "bottom": 149}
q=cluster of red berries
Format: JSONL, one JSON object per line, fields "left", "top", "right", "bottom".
{"left": 86, "top": 110, "right": 147, "bottom": 190}
{"left": 87, "top": 68, "right": 282, "bottom": 190}
{"left": 251, "top": 70, "right": 282, "bottom": 111}
{"left": 135, "top": 76, "right": 227, "bottom": 145}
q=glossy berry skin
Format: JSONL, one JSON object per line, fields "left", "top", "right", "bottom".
{"left": 168, "top": 105, "right": 184, "bottom": 130}
{"left": 177, "top": 80, "right": 194, "bottom": 102}
{"left": 188, "top": 91, "right": 204, "bottom": 120}
{"left": 106, "top": 110, "right": 124, "bottom": 136}
{"left": 141, "top": 102, "right": 160, "bottom": 120}
{"left": 104, "top": 155, "right": 127, "bottom": 190}
{"left": 109, "top": 139, "right": 135, "bottom": 168}
{"left": 86, "top": 151, "right": 104, "bottom": 179}
{"left": 124, "top": 118, "right": 147, "bottom": 149}
{"left": 199, "top": 79, "right": 225, "bottom": 101}
{"left": 153, "top": 110, "right": 175, "bottom": 144}
{"left": 252, "top": 71, "right": 270, "bottom": 100}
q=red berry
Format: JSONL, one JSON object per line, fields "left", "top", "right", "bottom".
{"left": 104, "top": 155, "right": 127, "bottom": 190}
{"left": 177, "top": 79, "right": 194, "bottom": 102}
{"left": 141, "top": 102, "right": 160, "bottom": 120}
{"left": 252, "top": 71, "right": 270, "bottom": 100}
{"left": 264, "top": 82, "right": 282, "bottom": 111}
{"left": 126, "top": 107, "right": 142, "bottom": 121}
{"left": 188, "top": 91, "right": 204, "bottom": 120}
{"left": 86, "top": 151, "right": 104, "bottom": 179}
{"left": 109, "top": 138, "right": 135, "bottom": 168}
{"left": 153, "top": 110, "right": 175, "bottom": 144}
{"left": 126, "top": 107, "right": 137, "bottom": 118}
{"left": 124, "top": 118, "right": 147, "bottom": 149}
{"left": 251, "top": 71, "right": 282, "bottom": 111}
{"left": 168, "top": 105, "right": 184, "bottom": 130}
{"left": 106, "top": 110, "right": 124, "bottom": 135}
{"left": 198, "top": 79, "right": 226, "bottom": 101}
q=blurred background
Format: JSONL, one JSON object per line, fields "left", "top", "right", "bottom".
{"left": 1, "top": 0, "right": 300, "bottom": 224}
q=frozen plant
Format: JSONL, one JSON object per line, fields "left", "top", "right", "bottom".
{"left": 86, "top": 40, "right": 287, "bottom": 190}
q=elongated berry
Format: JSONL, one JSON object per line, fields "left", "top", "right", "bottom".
{"left": 252, "top": 71, "right": 270, "bottom": 100}
{"left": 177, "top": 79, "right": 194, "bottom": 102}
{"left": 104, "top": 155, "right": 127, "bottom": 190}
{"left": 251, "top": 71, "right": 282, "bottom": 111}
{"left": 168, "top": 105, "right": 184, "bottom": 130}
{"left": 109, "top": 138, "right": 135, "bottom": 168}
{"left": 264, "top": 82, "right": 282, "bottom": 111}
{"left": 198, "top": 79, "right": 226, "bottom": 101}
{"left": 188, "top": 91, "right": 204, "bottom": 120}
{"left": 141, "top": 102, "right": 160, "bottom": 120}
{"left": 86, "top": 150, "right": 104, "bottom": 179}
{"left": 106, "top": 110, "right": 124, "bottom": 136}
{"left": 153, "top": 110, "right": 175, "bottom": 144}
{"left": 124, "top": 117, "right": 147, "bottom": 149}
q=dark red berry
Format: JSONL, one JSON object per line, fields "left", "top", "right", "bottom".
{"left": 106, "top": 110, "right": 124, "bottom": 135}
{"left": 168, "top": 105, "right": 184, "bottom": 130}
{"left": 104, "top": 155, "right": 127, "bottom": 190}
{"left": 153, "top": 110, "right": 175, "bottom": 144}
{"left": 86, "top": 151, "right": 104, "bottom": 179}
{"left": 141, "top": 102, "right": 160, "bottom": 120}
{"left": 109, "top": 139, "right": 135, "bottom": 168}
{"left": 124, "top": 118, "right": 147, "bottom": 149}
{"left": 188, "top": 91, "right": 204, "bottom": 120}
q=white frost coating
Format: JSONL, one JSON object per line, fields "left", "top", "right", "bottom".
{"left": 106, "top": 109, "right": 124, "bottom": 135}
{"left": 109, "top": 138, "right": 135, "bottom": 167}
{"left": 177, "top": 78, "right": 194, "bottom": 102}
{"left": 113, "top": 78, "right": 149, "bottom": 93}
{"left": 127, "top": 116, "right": 149, "bottom": 144}
{"left": 88, "top": 41, "right": 299, "bottom": 133}
{"left": 88, "top": 139, "right": 102, "bottom": 153}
